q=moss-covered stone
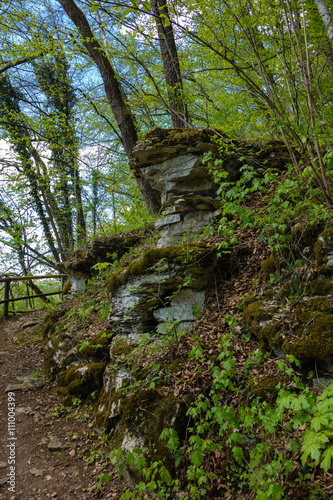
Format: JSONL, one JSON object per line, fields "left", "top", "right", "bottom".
{"left": 140, "top": 127, "right": 223, "bottom": 149}
{"left": 57, "top": 361, "right": 107, "bottom": 399}
{"left": 307, "top": 279, "right": 333, "bottom": 296}
{"left": 242, "top": 301, "right": 279, "bottom": 339}
{"left": 58, "top": 227, "right": 152, "bottom": 278}
{"left": 295, "top": 298, "right": 333, "bottom": 323}
{"left": 111, "top": 338, "right": 135, "bottom": 359}
{"left": 261, "top": 321, "right": 284, "bottom": 349}
{"left": 285, "top": 313, "right": 333, "bottom": 361}
{"left": 315, "top": 226, "right": 333, "bottom": 269}
{"left": 79, "top": 330, "right": 112, "bottom": 359}
{"left": 62, "top": 279, "right": 72, "bottom": 294}
{"left": 107, "top": 243, "right": 223, "bottom": 295}
{"left": 291, "top": 221, "right": 324, "bottom": 255}
{"left": 40, "top": 305, "right": 66, "bottom": 339}
{"left": 119, "top": 388, "right": 190, "bottom": 471}
{"left": 260, "top": 256, "right": 277, "bottom": 282}
{"left": 244, "top": 289, "right": 333, "bottom": 364}
{"left": 248, "top": 376, "right": 280, "bottom": 401}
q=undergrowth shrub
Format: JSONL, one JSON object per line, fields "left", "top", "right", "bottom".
{"left": 206, "top": 152, "right": 331, "bottom": 257}
{"left": 110, "top": 315, "right": 333, "bottom": 500}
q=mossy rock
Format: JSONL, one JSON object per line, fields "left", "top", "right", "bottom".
{"left": 107, "top": 243, "right": 226, "bottom": 295}
{"left": 248, "top": 376, "right": 280, "bottom": 401}
{"left": 119, "top": 388, "right": 190, "bottom": 472}
{"left": 110, "top": 338, "right": 136, "bottom": 359}
{"left": 306, "top": 279, "right": 333, "bottom": 297}
{"left": 285, "top": 313, "right": 333, "bottom": 361}
{"left": 315, "top": 226, "right": 333, "bottom": 269}
{"left": 79, "top": 330, "right": 112, "bottom": 359}
{"left": 58, "top": 361, "right": 107, "bottom": 398}
{"left": 59, "top": 227, "right": 152, "bottom": 277}
{"left": 62, "top": 279, "right": 72, "bottom": 294}
{"left": 242, "top": 300, "right": 279, "bottom": 339}
{"left": 260, "top": 256, "right": 277, "bottom": 282}
{"left": 40, "top": 305, "right": 67, "bottom": 339}
{"left": 260, "top": 321, "right": 284, "bottom": 350}
{"left": 291, "top": 221, "right": 325, "bottom": 255}
{"left": 140, "top": 127, "right": 224, "bottom": 149}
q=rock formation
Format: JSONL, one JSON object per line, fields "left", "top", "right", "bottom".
{"left": 42, "top": 128, "right": 302, "bottom": 489}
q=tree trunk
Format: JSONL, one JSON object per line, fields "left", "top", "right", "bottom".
{"left": 314, "top": 0, "right": 333, "bottom": 48}
{"left": 57, "top": 0, "right": 162, "bottom": 214}
{"left": 151, "top": 0, "right": 189, "bottom": 127}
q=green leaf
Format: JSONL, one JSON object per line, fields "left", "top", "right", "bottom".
{"left": 321, "top": 446, "right": 333, "bottom": 472}
{"left": 191, "top": 449, "right": 204, "bottom": 466}
{"left": 311, "top": 414, "right": 330, "bottom": 432}
{"left": 91, "top": 3, "right": 100, "bottom": 13}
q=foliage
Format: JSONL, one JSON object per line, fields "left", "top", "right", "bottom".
{"left": 205, "top": 145, "right": 331, "bottom": 259}
{"left": 110, "top": 316, "right": 333, "bottom": 499}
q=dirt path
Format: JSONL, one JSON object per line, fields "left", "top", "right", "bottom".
{"left": 0, "top": 312, "right": 125, "bottom": 500}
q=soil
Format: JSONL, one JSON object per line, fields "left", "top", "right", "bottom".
{"left": 0, "top": 311, "right": 125, "bottom": 500}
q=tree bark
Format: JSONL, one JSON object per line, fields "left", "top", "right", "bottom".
{"left": 151, "top": 0, "right": 189, "bottom": 127}
{"left": 314, "top": 0, "right": 333, "bottom": 48}
{"left": 57, "top": 0, "right": 162, "bottom": 214}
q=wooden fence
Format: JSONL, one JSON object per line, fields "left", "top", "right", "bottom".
{"left": 0, "top": 274, "right": 67, "bottom": 317}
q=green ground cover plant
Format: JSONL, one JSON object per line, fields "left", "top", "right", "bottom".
{"left": 109, "top": 314, "right": 333, "bottom": 499}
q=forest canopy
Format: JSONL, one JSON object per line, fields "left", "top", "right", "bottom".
{"left": 0, "top": 0, "right": 333, "bottom": 275}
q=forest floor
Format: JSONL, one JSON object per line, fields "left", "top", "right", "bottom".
{"left": 0, "top": 311, "right": 125, "bottom": 500}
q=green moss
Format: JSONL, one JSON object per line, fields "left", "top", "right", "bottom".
{"left": 94, "top": 388, "right": 111, "bottom": 428}
{"left": 315, "top": 226, "right": 333, "bottom": 266}
{"left": 107, "top": 243, "right": 222, "bottom": 294}
{"left": 59, "top": 361, "right": 107, "bottom": 398}
{"left": 291, "top": 221, "right": 324, "bottom": 253}
{"left": 140, "top": 127, "right": 224, "bottom": 149}
{"left": 260, "top": 256, "right": 276, "bottom": 282}
{"left": 306, "top": 297, "right": 333, "bottom": 312}
{"left": 40, "top": 305, "right": 65, "bottom": 339}
{"left": 65, "top": 363, "right": 84, "bottom": 384}
{"left": 164, "top": 358, "right": 181, "bottom": 374}
{"left": 261, "top": 321, "right": 283, "bottom": 349}
{"left": 296, "top": 297, "right": 333, "bottom": 323}
{"left": 279, "top": 282, "right": 292, "bottom": 300}
{"left": 120, "top": 388, "right": 190, "bottom": 470}
{"left": 315, "top": 265, "right": 333, "bottom": 277}
{"left": 62, "top": 279, "right": 72, "bottom": 294}
{"left": 285, "top": 314, "right": 333, "bottom": 360}
{"left": 248, "top": 376, "right": 280, "bottom": 401}
{"left": 111, "top": 338, "right": 135, "bottom": 358}
{"left": 79, "top": 330, "right": 112, "bottom": 358}
{"left": 243, "top": 301, "right": 278, "bottom": 338}
{"left": 307, "top": 279, "right": 333, "bottom": 296}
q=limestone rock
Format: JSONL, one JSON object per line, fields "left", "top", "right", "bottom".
{"left": 243, "top": 226, "right": 333, "bottom": 371}
{"left": 107, "top": 244, "right": 229, "bottom": 336}
{"left": 57, "top": 228, "right": 150, "bottom": 278}
{"left": 154, "top": 289, "right": 206, "bottom": 333}
{"left": 47, "top": 436, "right": 68, "bottom": 451}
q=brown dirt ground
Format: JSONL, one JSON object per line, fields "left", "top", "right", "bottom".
{"left": 0, "top": 311, "right": 125, "bottom": 500}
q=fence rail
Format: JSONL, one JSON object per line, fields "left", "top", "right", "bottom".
{"left": 0, "top": 274, "right": 67, "bottom": 317}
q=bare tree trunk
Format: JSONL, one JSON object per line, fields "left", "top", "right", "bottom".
{"left": 151, "top": 0, "right": 189, "bottom": 127}
{"left": 314, "top": 0, "right": 333, "bottom": 48}
{"left": 57, "top": 0, "right": 162, "bottom": 214}
{"left": 72, "top": 164, "right": 86, "bottom": 243}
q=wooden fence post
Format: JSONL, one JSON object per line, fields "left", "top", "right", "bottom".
{"left": 4, "top": 280, "right": 10, "bottom": 317}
